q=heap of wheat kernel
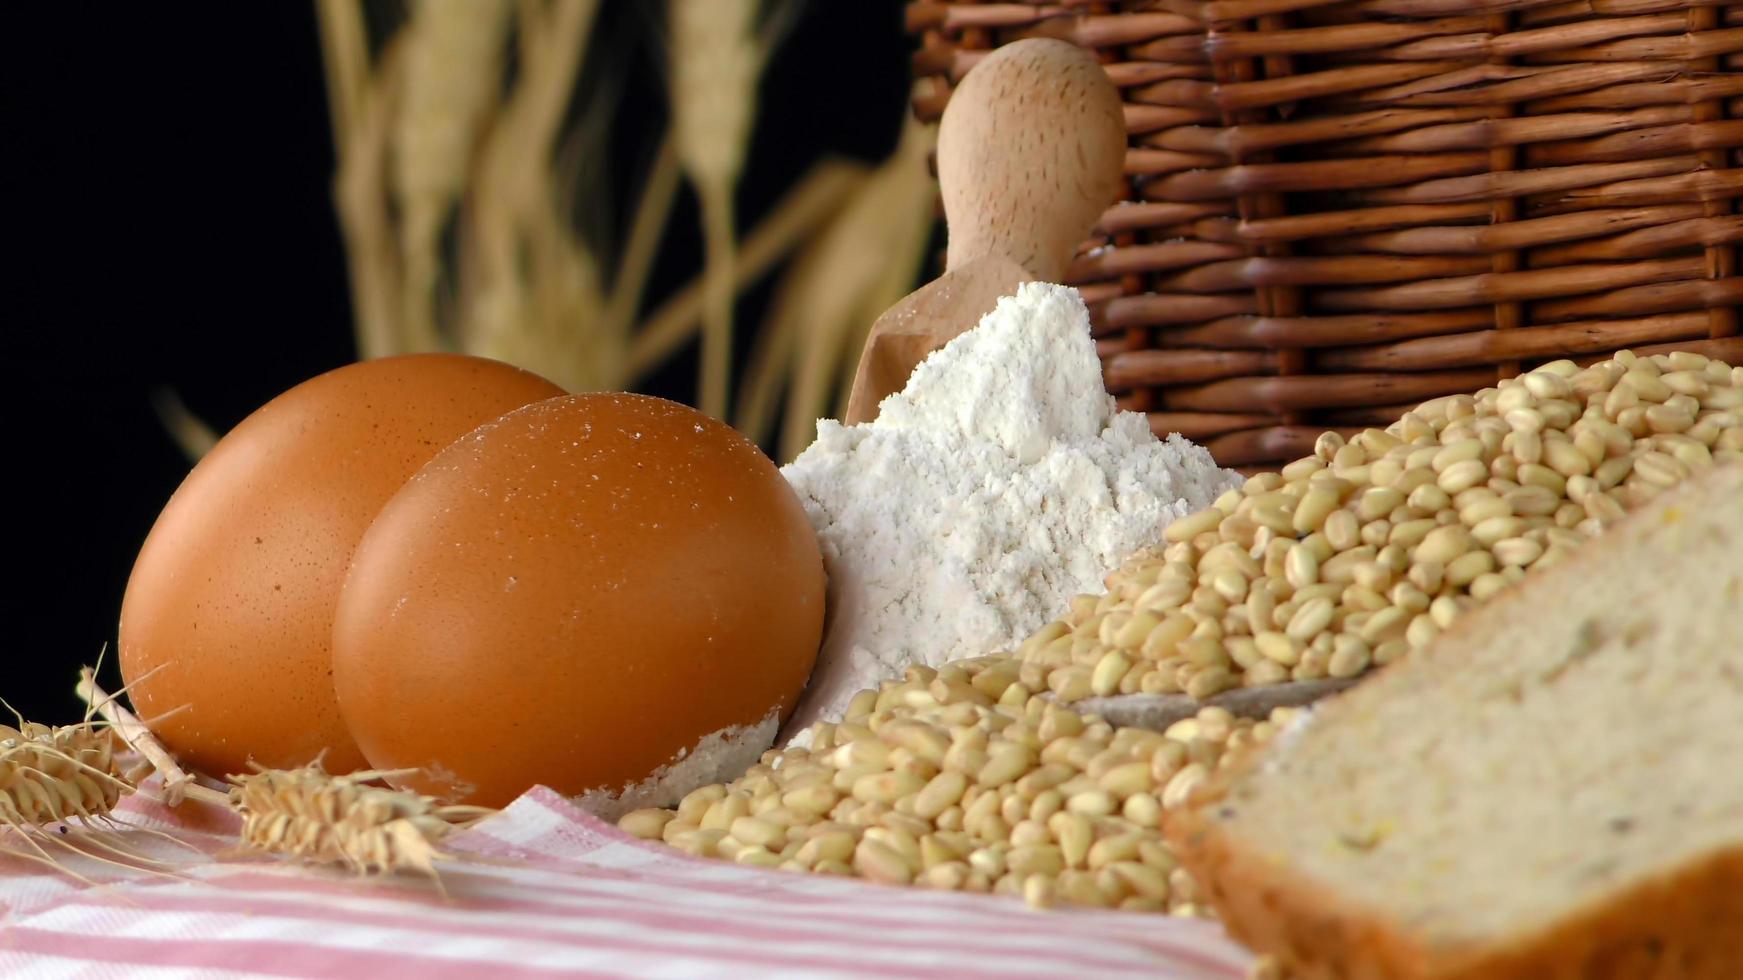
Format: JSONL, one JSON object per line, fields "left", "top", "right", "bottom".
{"left": 1020, "top": 351, "right": 1741, "bottom": 704}
{"left": 621, "top": 656, "right": 1297, "bottom": 914}
{"left": 621, "top": 349, "right": 1740, "bottom": 916}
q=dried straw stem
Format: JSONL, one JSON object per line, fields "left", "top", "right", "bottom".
{"left": 333, "top": 39, "right": 408, "bottom": 361}
{"left": 603, "top": 136, "right": 682, "bottom": 343}
{"left": 629, "top": 160, "right": 869, "bottom": 376}
{"left": 149, "top": 387, "right": 218, "bottom": 461}
{"left": 75, "top": 670, "right": 228, "bottom": 808}
{"left": 698, "top": 188, "right": 739, "bottom": 419}
{"left": 697, "top": 192, "right": 739, "bottom": 418}
{"left": 314, "top": 0, "right": 370, "bottom": 157}
{"left": 769, "top": 116, "right": 938, "bottom": 460}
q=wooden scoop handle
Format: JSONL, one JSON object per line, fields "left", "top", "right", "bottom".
{"left": 837, "top": 40, "right": 1125, "bottom": 428}
{"left": 938, "top": 38, "right": 1126, "bottom": 282}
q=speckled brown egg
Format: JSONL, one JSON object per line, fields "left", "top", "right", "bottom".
{"left": 331, "top": 392, "right": 825, "bottom": 808}
{"left": 119, "top": 354, "right": 565, "bottom": 778}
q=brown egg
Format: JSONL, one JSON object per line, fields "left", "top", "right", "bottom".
{"left": 119, "top": 354, "right": 565, "bottom": 777}
{"left": 331, "top": 393, "right": 825, "bottom": 808}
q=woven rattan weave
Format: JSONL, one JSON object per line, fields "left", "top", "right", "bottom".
{"left": 908, "top": 0, "right": 1743, "bottom": 468}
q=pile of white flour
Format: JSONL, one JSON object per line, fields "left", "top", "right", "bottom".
{"left": 779, "top": 283, "right": 1239, "bottom": 740}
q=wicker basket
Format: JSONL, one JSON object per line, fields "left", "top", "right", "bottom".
{"left": 907, "top": 0, "right": 1743, "bottom": 469}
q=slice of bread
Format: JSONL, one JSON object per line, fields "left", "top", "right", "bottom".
{"left": 1170, "top": 464, "right": 1743, "bottom": 980}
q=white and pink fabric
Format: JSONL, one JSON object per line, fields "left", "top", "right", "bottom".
{"left": 0, "top": 783, "right": 1253, "bottom": 978}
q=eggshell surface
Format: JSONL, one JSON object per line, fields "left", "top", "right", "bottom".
{"left": 119, "top": 354, "right": 565, "bottom": 777}
{"left": 332, "top": 393, "right": 825, "bottom": 807}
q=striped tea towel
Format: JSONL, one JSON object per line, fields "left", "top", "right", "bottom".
{"left": 0, "top": 783, "right": 1253, "bottom": 979}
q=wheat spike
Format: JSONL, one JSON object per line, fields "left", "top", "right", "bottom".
{"left": 393, "top": 0, "right": 512, "bottom": 353}
{"left": 229, "top": 762, "right": 493, "bottom": 880}
{"left": 0, "top": 707, "right": 183, "bottom": 880}
{"left": 0, "top": 720, "right": 128, "bottom": 829}
{"left": 462, "top": 0, "right": 612, "bottom": 393}
{"left": 669, "top": 0, "right": 766, "bottom": 418}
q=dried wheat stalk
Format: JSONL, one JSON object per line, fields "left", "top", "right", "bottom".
{"left": 229, "top": 762, "right": 492, "bottom": 879}
{"left": 311, "top": 1, "right": 933, "bottom": 436}
{"left": 393, "top": 0, "right": 512, "bottom": 353}
{"left": 628, "top": 160, "right": 872, "bottom": 377}
{"left": 149, "top": 387, "right": 219, "bottom": 461}
{"left": 332, "top": 36, "right": 408, "bottom": 362}
{"left": 670, "top": 0, "right": 767, "bottom": 418}
{"left": 462, "top": 0, "right": 614, "bottom": 393}
{"left": 75, "top": 673, "right": 487, "bottom": 881}
{"left": 76, "top": 669, "right": 229, "bottom": 808}
{"left": 314, "top": 0, "right": 369, "bottom": 158}
{"left": 746, "top": 114, "right": 938, "bottom": 461}
{"left": 603, "top": 136, "right": 682, "bottom": 348}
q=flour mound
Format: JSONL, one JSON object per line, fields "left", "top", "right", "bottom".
{"left": 780, "top": 283, "right": 1239, "bottom": 740}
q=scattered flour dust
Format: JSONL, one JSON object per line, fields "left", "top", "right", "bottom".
{"left": 779, "top": 283, "right": 1240, "bottom": 742}
{"left": 575, "top": 708, "right": 779, "bottom": 820}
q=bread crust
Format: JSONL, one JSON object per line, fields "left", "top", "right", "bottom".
{"left": 1167, "top": 465, "right": 1743, "bottom": 979}
{"left": 1172, "top": 801, "right": 1743, "bottom": 980}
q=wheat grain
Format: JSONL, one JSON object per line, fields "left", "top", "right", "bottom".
{"left": 229, "top": 762, "right": 492, "bottom": 879}
{"left": 622, "top": 659, "right": 1297, "bottom": 914}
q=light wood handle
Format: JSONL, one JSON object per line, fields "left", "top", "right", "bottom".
{"left": 937, "top": 38, "right": 1126, "bottom": 283}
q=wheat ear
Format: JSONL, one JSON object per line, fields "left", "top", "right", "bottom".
{"left": 669, "top": 0, "right": 766, "bottom": 417}
{"left": 228, "top": 761, "right": 494, "bottom": 882}
{"left": 393, "top": 0, "right": 511, "bottom": 353}
{"left": 0, "top": 695, "right": 180, "bottom": 880}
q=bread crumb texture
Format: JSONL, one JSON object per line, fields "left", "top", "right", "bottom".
{"left": 1177, "top": 464, "right": 1743, "bottom": 980}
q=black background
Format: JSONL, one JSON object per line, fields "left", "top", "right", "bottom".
{"left": 8, "top": 3, "right": 913, "bottom": 723}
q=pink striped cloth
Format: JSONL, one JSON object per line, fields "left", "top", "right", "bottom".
{"left": 0, "top": 783, "right": 1253, "bottom": 979}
